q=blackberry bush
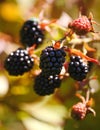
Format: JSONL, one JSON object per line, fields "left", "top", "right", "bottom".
{"left": 4, "top": 48, "right": 34, "bottom": 76}
{"left": 20, "top": 19, "right": 44, "bottom": 47}
{"left": 34, "top": 72, "right": 61, "bottom": 96}
{"left": 68, "top": 55, "right": 89, "bottom": 81}
{"left": 1, "top": 1, "right": 100, "bottom": 130}
{"left": 39, "top": 46, "right": 66, "bottom": 75}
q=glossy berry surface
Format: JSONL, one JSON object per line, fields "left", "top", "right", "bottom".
{"left": 40, "top": 46, "right": 66, "bottom": 75}
{"left": 20, "top": 20, "right": 44, "bottom": 47}
{"left": 68, "top": 56, "right": 89, "bottom": 81}
{"left": 68, "top": 16, "right": 92, "bottom": 35}
{"left": 4, "top": 48, "right": 34, "bottom": 76}
{"left": 34, "top": 72, "right": 61, "bottom": 96}
{"left": 71, "top": 102, "right": 87, "bottom": 120}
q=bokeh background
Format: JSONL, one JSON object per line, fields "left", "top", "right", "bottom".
{"left": 0, "top": 0, "right": 100, "bottom": 130}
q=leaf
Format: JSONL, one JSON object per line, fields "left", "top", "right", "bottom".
{"left": 21, "top": 96, "right": 67, "bottom": 127}
{"left": 0, "top": 75, "right": 9, "bottom": 97}
{"left": 22, "top": 117, "right": 63, "bottom": 130}
{"left": 0, "top": 105, "right": 26, "bottom": 130}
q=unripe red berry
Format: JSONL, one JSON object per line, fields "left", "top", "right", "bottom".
{"left": 71, "top": 102, "right": 87, "bottom": 120}
{"left": 68, "top": 16, "right": 93, "bottom": 35}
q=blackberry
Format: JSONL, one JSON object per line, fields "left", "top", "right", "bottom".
{"left": 34, "top": 72, "right": 61, "bottom": 96}
{"left": 40, "top": 46, "right": 66, "bottom": 75}
{"left": 68, "top": 16, "right": 93, "bottom": 35}
{"left": 71, "top": 102, "right": 87, "bottom": 120}
{"left": 20, "top": 20, "right": 44, "bottom": 47}
{"left": 68, "top": 56, "right": 89, "bottom": 81}
{"left": 4, "top": 48, "right": 34, "bottom": 76}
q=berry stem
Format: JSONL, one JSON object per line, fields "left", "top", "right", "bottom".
{"left": 75, "top": 93, "right": 86, "bottom": 104}
{"left": 27, "top": 44, "right": 36, "bottom": 55}
{"left": 53, "top": 36, "right": 66, "bottom": 49}
{"left": 64, "top": 47, "right": 100, "bottom": 65}
{"left": 87, "top": 107, "right": 96, "bottom": 116}
{"left": 84, "top": 42, "right": 96, "bottom": 52}
{"left": 65, "top": 29, "right": 73, "bottom": 37}
{"left": 39, "top": 19, "right": 57, "bottom": 30}
{"left": 86, "top": 89, "right": 90, "bottom": 103}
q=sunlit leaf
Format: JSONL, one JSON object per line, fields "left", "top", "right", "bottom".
{"left": 0, "top": 75, "right": 9, "bottom": 97}
{"left": 21, "top": 96, "right": 67, "bottom": 126}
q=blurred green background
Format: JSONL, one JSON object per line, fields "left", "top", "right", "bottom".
{"left": 0, "top": 0, "right": 100, "bottom": 130}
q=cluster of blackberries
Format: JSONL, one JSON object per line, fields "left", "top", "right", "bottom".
{"left": 4, "top": 48, "right": 34, "bottom": 76}
{"left": 4, "top": 19, "right": 45, "bottom": 76}
{"left": 4, "top": 17, "right": 91, "bottom": 97}
{"left": 20, "top": 19, "right": 44, "bottom": 48}
{"left": 4, "top": 20, "right": 41, "bottom": 76}
{"left": 68, "top": 55, "right": 89, "bottom": 81}
{"left": 33, "top": 46, "right": 66, "bottom": 96}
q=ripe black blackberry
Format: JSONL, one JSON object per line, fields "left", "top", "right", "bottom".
{"left": 34, "top": 72, "right": 61, "bottom": 96}
{"left": 68, "top": 56, "right": 89, "bottom": 81}
{"left": 4, "top": 48, "right": 34, "bottom": 76}
{"left": 20, "top": 19, "right": 44, "bottom": 47}
{"left": 39, "top": 46, "right": 66, "bottom": 75}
